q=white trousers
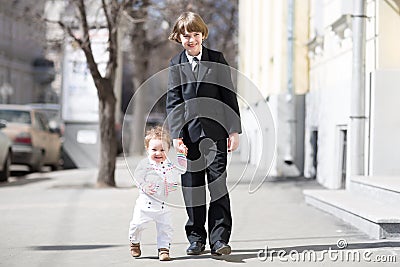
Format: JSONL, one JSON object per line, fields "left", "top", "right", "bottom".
{"left": 128, "top": 195, "right": 173, "bottom": 249}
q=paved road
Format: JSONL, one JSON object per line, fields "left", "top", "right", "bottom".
{"left": 1, "top": 156, "right": 399, "bottom": 266}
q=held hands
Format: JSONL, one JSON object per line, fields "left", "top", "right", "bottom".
{"left": 228, "top": 132, "right": 239, "bottom": 152}
{"left": 173, "top": 135, "right": 238, "bottom": 153}
{"left": 173, "top": 138, "right": 188, "bottom": 156}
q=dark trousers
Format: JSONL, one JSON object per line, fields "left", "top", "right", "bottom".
{"left": 181, "top": 137, "right": 232, "bottom": 246}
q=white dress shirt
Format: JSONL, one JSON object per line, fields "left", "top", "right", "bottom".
{"left": 185, "top": 49, "right": 202, "bottom": 71}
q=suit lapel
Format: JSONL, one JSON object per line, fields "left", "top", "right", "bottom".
{"left": 198, "top": 47, "right": 210, "bottom": 82}
{"left": 196, "top": 47, "right": 210, "bottom": 92}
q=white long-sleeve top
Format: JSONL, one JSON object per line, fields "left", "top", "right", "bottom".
{"left": 133, "top": 152, "right": 187, "bottom": 202}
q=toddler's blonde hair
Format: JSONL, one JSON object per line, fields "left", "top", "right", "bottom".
{"left": 144, "top": 126, "right": 171, "bottom": 149}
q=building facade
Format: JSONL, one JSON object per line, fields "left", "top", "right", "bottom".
{"left": 239, "top": 0, "right": 400, "bottom": 185}
{"left": 239, "top": 0, "right": 400, "bottom": 238}
{"left": 306, "top": 0, "right": 400, "bottom": 188}
{"left": 238, "top": 0, "right": 309, "bottom": 176}
{"left": 0, "top": 1, "right": 53, "bottom": 104}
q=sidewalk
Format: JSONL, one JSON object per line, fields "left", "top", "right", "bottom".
{"left": 0, "top": 155, "right": 399, "bottom": 266}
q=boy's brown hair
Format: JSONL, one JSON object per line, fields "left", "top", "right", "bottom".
{"left": 168, "top": 12, "right": 209, "bottom": 43}
{"left": 144, "top": 126, "right": 171, "bottom": 149}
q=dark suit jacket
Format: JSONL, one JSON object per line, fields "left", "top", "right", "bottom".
{"left": 166, "top": 46, "right": 242, "bottom": 142}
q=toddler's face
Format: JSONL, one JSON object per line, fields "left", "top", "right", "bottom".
{"left": 147, "top": 139, "right": 169, "bottom": 163}
{"left": 180, "top": 30, "right": 203, "bottom": 56}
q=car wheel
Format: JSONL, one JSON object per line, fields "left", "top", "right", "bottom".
{"left": 0, "top": 153, "right": 11, "bottom": 182}
{"left": 50, "top": 159, "right": 63, "bottom": 171}
{"left": 50, "top": 149, "right": 64, "bottom": 171}
{"left": 30, "top": 152, "right": 44, "bottom": 173}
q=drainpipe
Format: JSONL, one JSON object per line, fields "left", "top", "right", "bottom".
{"left": 287, "top": 0, "right": 294, "bottom": 97}
{"left": 284, "top": 0, "right": 295, "bottom": 165}
{"left": 349, "top": 0, "right": 367, "bottom": 177}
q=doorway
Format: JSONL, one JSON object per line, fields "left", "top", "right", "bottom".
{"left": 337, "top": 126, "right": 348, "bottom": 188}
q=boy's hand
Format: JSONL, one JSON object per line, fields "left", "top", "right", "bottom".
{"left": 173, "top": 138, "right": 183, "bottom": 149}
{"left": 228, "top": 132, "right": 239, "bottom": 152}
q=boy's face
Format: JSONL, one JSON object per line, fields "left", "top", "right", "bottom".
{"left": 147, "top": 138, "right": 169, "bottom": 163}
{"left": 180, "top": 30, "right": 203, "bottom": 56}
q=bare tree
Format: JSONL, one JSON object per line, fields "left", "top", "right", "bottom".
{"left": 9, "top": 0, "right": 237, "bottom": 185}
{"left": 44, "top": 0, "right": 132, "bottom": 187}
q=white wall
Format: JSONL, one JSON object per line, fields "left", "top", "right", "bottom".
{"left": 305, "top": 50, "right": 352, "bottom": 188}
{"left": 377, "top": 0, "right": 400, "bottom": 69}
{"left": 369, "top": 70, "right": 400, "bottom": 175}
{"left": 305, "top": 0, "right": 367, "bottom": 188}
{"left": 368, "top": 0, "right": 400, "bottom": 175}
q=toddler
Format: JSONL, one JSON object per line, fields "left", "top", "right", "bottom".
{"left": 128, "top": 126, "right": 187, "bottom": 261}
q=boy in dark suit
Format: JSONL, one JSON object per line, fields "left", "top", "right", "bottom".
{"left": 166, "top": 12, "right": 242, "bottom": 256}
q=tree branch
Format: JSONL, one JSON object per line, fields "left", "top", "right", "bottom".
{"left": 103, "top": 0, "right": 133, "bottom": 83}
{"left": 101, "top": 0, "right": 116, "bottom": 81}
{"left": 74, "top": 0, "right": 104, "bottom": 89}
{"left": 121, "top": 10, "right": 146, "bottom": 24}
{"left": 103, "top": 0, "right": 119, "bottom": 82}
{"left": 101, "top": 0, "right": 113, "bottom": 34}
{"left": 54, "top": 19, "right": 83, "bottom": 46}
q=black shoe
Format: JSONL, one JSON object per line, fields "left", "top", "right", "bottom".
{"left": 211, "top": 241, "right": 231, "bottom": 256}
{"left": 186, "top": 241, "right": 205, "bottom": 255}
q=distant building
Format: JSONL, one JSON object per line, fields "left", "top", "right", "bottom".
{"left": 0, "top": 1, "right": 55, "bottom": 104}
{"left": 238, "top": 0, "right": 309, "bottom": 177}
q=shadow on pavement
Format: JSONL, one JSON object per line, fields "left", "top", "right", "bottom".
{"left": 168, "top": 252, "right": 256, "bottom": 263}
{"left": 0, "top": 177, "right": 51, "bottom": 187}
{"left": 48, "top": 184, "right": 134, "bottom": 189}
{"left": 30, "top": 244, "right": 123, "bottom": 251}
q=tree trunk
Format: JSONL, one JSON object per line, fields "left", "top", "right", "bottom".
{"left": 96, "top": 80, "right": 117, "bottom": 187}
{"left": 130, "top": 81, "right": 146, "bottom": 155}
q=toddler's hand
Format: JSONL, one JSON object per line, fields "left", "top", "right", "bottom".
{"left": 144, "top": 184, "right": 156, "bottom": 195}
{"left": 174, "top": 138, "right": 188, "bottom": 156}
{"left": 177, "top": 143, "right": 188, "bottom": 156}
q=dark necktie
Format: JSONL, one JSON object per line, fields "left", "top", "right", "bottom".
{"left": 193, "top": 57, "right": 199, "bottom": 79}
{"left": 188, "top": 56, "right": 202, "bottom": 142}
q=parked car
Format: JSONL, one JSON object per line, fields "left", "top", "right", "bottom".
{"left": 0, "top": 120, "right": 12, "bottom": 182}
{"left": 0, "top": 104, "right": 62, "bottom": 172}
{"left": 29, "top": 103, "right": 64, "bottom": 136}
